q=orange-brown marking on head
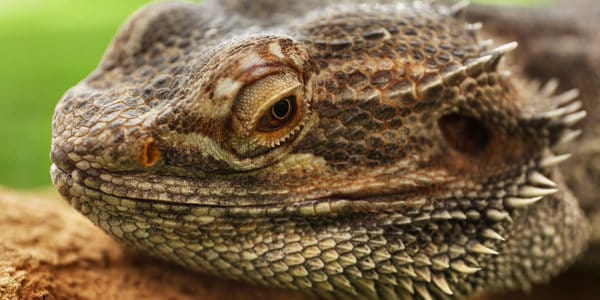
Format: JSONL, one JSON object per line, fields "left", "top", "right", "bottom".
{"left": 141, "top": 137, "right": 161, "bottom": 167}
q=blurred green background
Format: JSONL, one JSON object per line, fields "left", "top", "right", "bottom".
{"left": 0, "top": 1, "right": 152, "bottom": 188}
{"left": 0, "top": 0, "right": 549, "bottom": 189}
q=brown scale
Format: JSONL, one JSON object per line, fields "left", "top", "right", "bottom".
{"left": 51, "top": 1, "right": 590, "bottom": 300}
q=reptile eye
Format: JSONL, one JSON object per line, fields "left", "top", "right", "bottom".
{"left": 273, "top": 97, "right": 292, "bottom": 119}
{"left": 439, "top": 114, "right": 489, "bottom": 155}
{"left": 256, "top": 96, "right": 297, "bottom": 132}
{"left": 230, "top": 69, "right": 306, "bottom": 157}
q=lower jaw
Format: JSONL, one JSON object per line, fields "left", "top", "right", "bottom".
{"left": 51, "top": 164, "right": 590, "bottom": 298}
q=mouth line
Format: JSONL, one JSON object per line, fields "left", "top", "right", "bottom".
{"left": 50, "top": 163, "right": 456, "bottom": 218}
{"left": 51, "top": 158, "right": 563, "bottom": 221}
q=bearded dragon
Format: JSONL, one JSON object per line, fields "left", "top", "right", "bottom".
{"left": 50, "top": 1, "right": 590, "bottom": 299}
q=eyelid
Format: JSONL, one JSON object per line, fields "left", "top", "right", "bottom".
{"left": 234, "top": 70, "right": 301, "bottom": 130}
{"left": 234, "top": 63, "right": 294, "bottom": 86}
{"left": 228, "top": 67, "right": 307, "bottom": 156}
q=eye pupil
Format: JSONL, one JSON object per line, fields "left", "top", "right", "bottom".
{"left": 256, "top": 96, "right": 297, "bottom": 132}
{"left": 272, "top": 97, "right": 291, "bottom": 119}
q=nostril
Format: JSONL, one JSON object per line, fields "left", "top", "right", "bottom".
{"left": 141, "top": 137, "right": 161, "bottom": 167}
{"left": 438, "top": 114, "right": 489, "bottom": 155}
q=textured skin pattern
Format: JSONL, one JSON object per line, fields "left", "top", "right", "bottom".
{"left": 51, "top": 1, "right": 590, "bottom": 299}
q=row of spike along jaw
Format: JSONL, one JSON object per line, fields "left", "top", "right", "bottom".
{"left": 380, "top": 81, "right": 584, "bottom": 300}
{"left": 336, "top": 78, "right": 584, "bottom": 299}
{"left": 407, "top": 4, "right": 584, "bottom": 300}
{"left": 507, "top": 77, "right": 587, "bottom": 208}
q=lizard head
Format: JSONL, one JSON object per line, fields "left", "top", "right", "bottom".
{"left": 51, "top": 1, "right": 590, "bottom": 298}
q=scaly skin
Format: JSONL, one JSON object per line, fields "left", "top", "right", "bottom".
{"left": 50, "top": 1, "right": 590, "bottom": 299}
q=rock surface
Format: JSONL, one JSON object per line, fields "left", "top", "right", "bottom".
{"left": 0, "top": 188, "right": 305, "bottom": 300}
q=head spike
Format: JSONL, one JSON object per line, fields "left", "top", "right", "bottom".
{"left": 398, "top": 277, "right": 415, "bottom": 294}
{"left": 431, "top": 255, "right": 450, "bottom": 269}
{"left": 447, "top": 0, "right": 469, "bottom": 18}
{"left": 537, "top": 100, "right": 582, "bottom": 120}
{"left": 550, "top": 89, "right": 580, "bottom": 107}
{"left": 467, "top": 241, "right": 499, "bottom": 255}
{"left": 561, "top": 111, "right": 587, "bottom": 127}
{"left": 484, "top": 41, "right": 518, "bottom": 70}
{"left": 463, "top": 54, "right": 493, "bottom": 75}
{"left": 481, "top": 228, "right": 506, "bottom": 241}
{"left": 432, "top": 273, "right": 454, "bottom": 295}
{"left": 555, "top": 129, "right": 583, "bottom": 146}
{"left": 505, "top": 196, "right": 544, "bottom": 208}
{"left": 485, "top": 208, "right": 509, "bottom": 221}
{"left": 499, "top": 70, "right": 512, "bottom": 78}
{"left": 439, "top": 63, "right": 469, "bottom": 86}
{"left": 451, "top": 260, "right": 481, "bottom": 274}
{"left": 540, "top": 78, "right": 559, "bottom": 97}
{"left": 414, "top": 284, "right": 434, "bottom": 300}
{"left": 489, "top": 41, "right": 519, "bottom": 55}
{"left": 464, "top": 22, "right": 482, "bottom": 32}
{"left": 478, "top": 38, "right": 494, "bottom": 51}
{"left": 518, "top": 185, "right": 558, "bottom": 198}
{"left": 539, "top": 153, "right": 572, "bottom": 168}
{"left": 415, "top": 266, "right": 432, "bottom": 282}
{"left": 461, "top": 41, "right": 518, "bottom": 75}
{"left": 527, "top": 171, "right": 557, "bottom": 187}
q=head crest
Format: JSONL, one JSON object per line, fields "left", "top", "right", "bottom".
{"left": 446, "top": 0, "right": 470, "bottom": 18}
{"left": 464, "top": 42, "right": 518, "bottom": 73}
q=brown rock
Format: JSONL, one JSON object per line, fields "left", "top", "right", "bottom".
{"left": 0, "top": 187, "right": 306, "bottom": 300}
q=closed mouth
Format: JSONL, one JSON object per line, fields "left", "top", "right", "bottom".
{"left": 50, "top": 152, "right": 565, "bottom": 221}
